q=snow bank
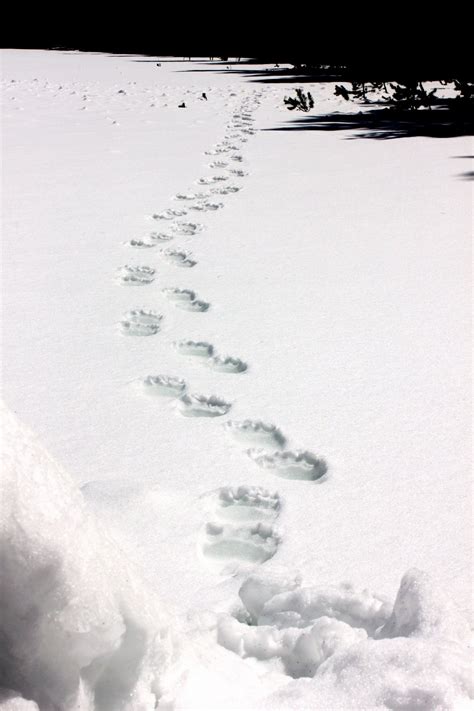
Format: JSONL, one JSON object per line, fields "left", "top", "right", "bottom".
{"left": 218, "top": 568, "right": 473, "bottom": 709}
{"left": 0, "top": 404, "right": 180, "bottom": 711}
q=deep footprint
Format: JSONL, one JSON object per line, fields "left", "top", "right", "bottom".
{"left": 150, "top": 232, "right": 174, "bottom": 242}
{"left": 210, "top": 486, "right": 281, "bottom": 523}
{"left": 200, "top": 521, "right": 280, "bottom": 565}
{"left": 124, "top": 239, "right": 156, "bottom": 248}
{"left": 120, "top": 310, "right": 162, "bottom": 336}
{"left": 116, "top": 265, "right": 155, "bottom": 285}
{"left": 177, "top": 393, "right": 231, "bottom": 417}
{"left": 175, "top": 340, "right": 214, "bottom": 357}
{"left": 162, "top": 249, "right": 196, "bottom": 268}
{"left": 208, "top": 355, "right": 247, "bottom": 373}
{"left": 248, "top": 450, "right": 328, "bottom": 481}
{"left": 142, "top": 375, "right": 186, "bottom": 397}
{"left": 152, "top": 208, "right": 187, "bottom": 220}
{"left": 224, "top": 420, "right": 286, "bottom": 449}
{"left": 176, "top": 299, "right": 210, "bottom": 312}
{"left": 171, "top": 222, "right": 204, "bottom": 236}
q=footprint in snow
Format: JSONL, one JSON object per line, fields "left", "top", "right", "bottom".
{"left": 119, "top": 310, "right": 162, "bottom": 336}
{"left": 161, "top": 248, "right": 196, "bottom": 268}
{"left": 248, "top": 450, "right": 328, "bottom": 481}
{"left": 229, "top": 169, "right": 248, "bottom": 177}
{"left": 142, "top": 375, "right": 186, "bottom": 397}
{"left": 116, "top": 265, "right": 155, "bottom": 285}
{"left": 209, "top": 161, "right": 228, "bottom": 169}
{"left": 177, "top": 393, "right": 231, "bottom": 417}
{"left": 199, "top": 489, "right": 281, "bottom": 570}
{"left": 124, "top": 239, "right": 156, "bottom": 248}
{"left": 162, "top": 288, "right": 210, "bottom": 312}
{"left": 205, "top": 148, "right": 228, "bottom": 156}
{"left": 149, "top": 232, "right": 174, "bottom": 242}
{"left": 231, "top": 155, "right": 243, "bottom": 162}
{"left": 211, "top": 185, "right": 241, "bottom": 195}
{"left": 176, "top": 299, "right": 210, "bottom": 312}
{"left": 224, "top": 420, "right": 286, "bottom": 449}
{"left": 197, "top": 175, "right": 229, "bottom": 185}
{"left": 152, "top": 208, "right": 187, "bottom": 220}
{"left": 206, "top": 486, "right": 281, "bottom": 523}
{"left": 208, "top": 355, "right": 247, "bottom": 373}
{"left": 175, "top": 340, "right": 214, "bottom": 357}
{"left": 188, "top": 201, "right": 224, "bottom": 212}
{"left": 174, "top": 191, "right": 210, "bottom": 201}
{"left": 171, "top": 222, "right": 204, "bottom": 236}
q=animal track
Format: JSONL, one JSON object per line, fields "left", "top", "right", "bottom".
{"left": 208, "top": 355, "right": 247, "bottom": 373}
{"left": 149, "top": 232, "right": 174, "bottom": 242}
{"left": 197, "top": 175, "right": 229, "bottom": 185}
{"left": 119, "top": 310, "right": 162, "bottom": 336}
{"left": 209, "top": 161, "right": 228, "bottom": 169}
{"left": 174, "top": 191, "right": 210, "bottom": 201}
{"left": 224, "top": 420, "right": 286, "bottom": 449}
{"left": 124, "top": 239, "right": 156, "bottom": 248}
{"left": 188, "top": 201, "right": 224, "bottom": 212}
{"left": 175, "top": 340, "right": 214, "bottom": 357}
{"left": 171, "top": 222, "right": 204, "bottom": 236}
{"left": 161, "top": 249, "right": 196, "bottom": 268}
{"left": 116, "top": 265, "right": 155, "bottom": 285}
{"left": 177, "top": 393, "right": 231, "bottom": 417}
{"left": 229, "top": 169, "right": 248, "bottom": 177}
{"left": 162, "top": 288, "right": 209, "bottom": 311}
{"left": 200, "top": 521, "right": 280, "bottom": 567}
{"left": 209, "top": 486, "right": 281, "bottom": 523}
{"left": 231, "top": 155, "right": 243, "bottom": 162}
{"left": 248, "top": 450, "right": 328, "bottom": 481}
{"left": 162, "top": 287, "right": 196, "bottom": 302}
{"left": 152, "top": 208, "right": 187, "bottom": 220}
{"left": 176, "top": 299, "right": 210, "bottom": 312}
{"left": 210, "top": 186, "right": 240, "bottom": 195}
{"left": 142, "top": 375, "right": 186, "bottom": 397}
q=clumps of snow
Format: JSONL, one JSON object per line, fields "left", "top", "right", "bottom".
{"left": 0, "top": 405, "right": 180, "bottom": 711}
{"left": 216, "top": 568, "right": 473, "bottom": 708}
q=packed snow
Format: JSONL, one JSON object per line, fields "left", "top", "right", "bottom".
{"left": 1, "top": 50, "right": 472, "bottom": 709}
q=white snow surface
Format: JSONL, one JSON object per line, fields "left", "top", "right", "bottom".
{"left": 1, "top": 51, "right": 472, "bottom": 709}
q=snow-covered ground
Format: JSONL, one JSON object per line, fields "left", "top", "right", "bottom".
{"left": 1, "top": 50, "right": 472, "bottom": 709}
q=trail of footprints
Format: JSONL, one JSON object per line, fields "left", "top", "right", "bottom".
{"left": 116, "top": 91, "right": 328, "bottom": 573}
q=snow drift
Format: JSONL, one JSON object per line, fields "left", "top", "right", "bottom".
{"left": 0, "top": 404, "right": 180, "bottom": 711}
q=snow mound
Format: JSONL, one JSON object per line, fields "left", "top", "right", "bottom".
{"left": 217, "top": 568, "right": 473, "bottom": 708}
{"left": 0, "top": 404, "right": 180, "bottom": 711}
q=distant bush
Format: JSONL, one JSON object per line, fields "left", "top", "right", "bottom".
{"left": 334, "top": 79, "right": 473, "bottom": 110}
{"left": 284, "top": 89, "right": 314, "bottom": 112}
